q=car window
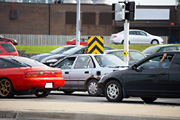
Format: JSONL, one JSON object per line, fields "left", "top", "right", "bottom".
{"left": 108, "top": 51, "right": 145, "bottom": 62}
{"left": 129, "top": 31, "right": 137, "bottom": 35}
{"left": 1, "top": 44, "right": 15, "bottom": 52}
{"left": 142, "top": 46, "right": 160, "bottom": 55}
{"left": 7, "top": 57, "right": 47, "bottom": 67}
{"left": 0, "top": 49, "right": 2, "bottom": 53}
{"left": 161, "top": 47, "right": 177, "bottom": 52}
{"left": 84, "top": 39, "right": 88, "bottom": 42}
{"left": 56, "top": 57, "right": 76, "bottom": 69}
{"left": 137, "top": 54, "right": 174, "bottom": 70}
{"left": 137, "top": 31, "right": 147, "bottom": 36}
{"left": 50, "top": 46, "right": 74, "bottom": 54}
{"left": 129, "top": 51, "right": 145, "bottom": 61}
{"left": 0, "top": 58, "right": 22, "bottom": 69}
{"left": 74, "top": 56, "right": 93, "bottom": 69}
{"left": 63, "top": 47, "right": 86, "bottom": 55}
{"left": 171, "top": 54, "right": 180, "bottom": 68}
{"left": 95, "top": 55, "right": 126, "bottom": 67}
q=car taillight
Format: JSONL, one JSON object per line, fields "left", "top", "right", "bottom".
{"left": 113, "top": 35, "right": 117, "bottom": 38}
{"left": 25, "top": 71, "right": 62, "bottom": 78}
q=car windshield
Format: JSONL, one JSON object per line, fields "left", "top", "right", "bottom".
{"left": 7, "top": 57, "right": 47, "bottom": 67}
{"left": 50, "top": 46, "right": 73, "bottom": 54}
{"left": 142, "top": 46, "right": 160, "bottom": 55}
{"left": 94, "top": 55, "right": 126, "bottom": 67}
{"left": 63, "top": 47, "right": 85, "bottom": 55}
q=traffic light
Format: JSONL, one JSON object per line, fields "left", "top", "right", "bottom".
{"left": 112, "top": 3, "right": 125, "bottom": 21}
{"left": 125, "top": 1, "right": 136, "bottom": 21}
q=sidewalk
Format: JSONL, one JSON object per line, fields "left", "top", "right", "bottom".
{"left": 0, "top": 100, "right": 180, "bottom": 120}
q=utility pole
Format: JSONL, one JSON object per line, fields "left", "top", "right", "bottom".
{"left": 76, "top": 0, "right": 81, "bottom": 46}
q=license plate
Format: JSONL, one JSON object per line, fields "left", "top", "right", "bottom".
{"left": 45, "top": 82, "right": 53, "bottom": 88}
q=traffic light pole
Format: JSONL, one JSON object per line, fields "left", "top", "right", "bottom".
{"left": 123, "top": 19, "right": 129, "bottom": 66}
{"left": 76, "top": 0, "right": 81, "bottom": 46}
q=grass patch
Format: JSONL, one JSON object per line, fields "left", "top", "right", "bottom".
{"left": 15, "top": 44, "right": 156, "bottom": 54}
{"left": 16, "top": 45, "right": 62, "bottom": 53}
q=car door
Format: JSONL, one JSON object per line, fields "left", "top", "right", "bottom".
{"left": 55, "top": 57, "right": 76, "bottom": 89}
{"left": 168, "top": 53, "right": 180, "bottom": 96}
{"left": 129, "top": 31, "right": 139, "bottom": 44}
{"left": 69, "top": 56, "right": 94, "bottom": 90}
{"left": 136, "top": 31, "right": 150, "bottom": 44}
{"left": 125, "top": 54, "right": 170, "bottom": 96}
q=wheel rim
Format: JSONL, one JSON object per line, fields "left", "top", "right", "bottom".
{"left": 152, "top": 41, "right": 158, "bottom": 44}
{"left": 107, "top": 83, "right": 119, "bottom": 99}
{"left": 36, "top": 91, "right": 43, "bottom": 95}
{"left": 0, "top": 79, "right": 11, "bottom": 97}
{"left": 88, "top": 82, "right": 98, "bottom": 95}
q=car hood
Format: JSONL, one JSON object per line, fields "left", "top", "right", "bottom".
{"left": 41, "top": 54, "right": 66, "bottom": 63}
{"left": 31, "top": 53, "right": 53, "bottom": 62}
{"left": 99, "top": 68, "right": 128, "bottom": 83}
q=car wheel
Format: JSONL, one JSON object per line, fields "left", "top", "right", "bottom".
{"left": 121, "top": 40, "right": 124, "bottom": 44}
{"left": 151, "top": 40, "right": 159, "bottom": 44}
{"left": 105, "top": 80, "right": 123, "bottom": 102}
{"left": 0, "top": 78, "right": 14, "bottom": 98}
{"left": 87, "top": 79, "right": 99, "bottom": 96}
{"left": 63, "top": 90, "right": 74, "bottom": 94}
{"left": 34, "top": 90, "right": 50, "bottom": 97}
{"left": 141, "top": 97, "right": 157, "bottom": 103}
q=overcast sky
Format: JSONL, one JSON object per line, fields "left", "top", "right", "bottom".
{"left": 108, "top": 0, "right": 178, "bottom": 5}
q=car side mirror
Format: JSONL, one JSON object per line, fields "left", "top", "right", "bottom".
{"left": 132, "top": 65, "right": 142, "bottom": 72}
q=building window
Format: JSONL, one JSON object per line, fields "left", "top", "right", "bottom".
{"left": 65, "top": 12, "right": 76, "bottom": 24}
{"left": 82, "top": 12, "right": 96, "bottom": 25}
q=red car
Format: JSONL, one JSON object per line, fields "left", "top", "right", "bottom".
{"left": 0, "top": 56, "right": 65, "bottom": 98}
{"left": 0, "top": 42, "right": 19, "bottom": 56}
{"left": 0, "top": 35, "right": 18, "bottom": 45}
{"left": 66, "top": 38, "right": 88, "bottom": 45}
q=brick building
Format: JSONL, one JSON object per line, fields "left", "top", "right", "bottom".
{"left": 0, "top": 2, "right": 180, "bottom": 43}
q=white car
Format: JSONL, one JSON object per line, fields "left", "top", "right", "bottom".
{"left": 110, "top": 29, "right": 164, "bottom": 44}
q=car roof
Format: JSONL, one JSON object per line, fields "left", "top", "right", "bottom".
{"left": 104, "top": 49, "right": 140, "bottom": 53}
{"left": 0, "top": 42, "right": 13, "bottom": 44}
{"left": 65, "top": 53, "right": 114, "bottom": 58}
{"left": 134, "top": 51, "right": 180, "bottom": 66}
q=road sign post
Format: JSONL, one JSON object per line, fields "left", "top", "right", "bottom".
{"left": 76, "top": 0, "right": 81, "bottom": 46}
{"left": 124, "top": 19, "right": 129, "bottom": 66}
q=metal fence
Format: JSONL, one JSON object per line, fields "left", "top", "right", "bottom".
{"left": 2, "top": 34, "right": 168, "bottom": 46}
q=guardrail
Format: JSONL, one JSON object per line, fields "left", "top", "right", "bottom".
{"left": 2, "top": 34, "right": 168, "bottom": 46}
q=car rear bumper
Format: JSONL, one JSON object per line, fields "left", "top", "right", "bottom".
{"left": 14, "top": 77, "right": 65, "bottom": 91}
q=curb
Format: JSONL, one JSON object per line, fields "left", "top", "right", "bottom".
{"left": 0, "top": 110, "right": 180, "bottom": 120}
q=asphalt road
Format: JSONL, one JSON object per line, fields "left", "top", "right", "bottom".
{"left": 1, "top": 91, "right": 180, "bottom": 106}
{"left": 1, "top": 91, "right": 180, "bottom": 120}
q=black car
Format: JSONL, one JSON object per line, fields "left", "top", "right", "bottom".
{"left": 98, "top": 52, "right": 180, "bottom": 103}
{"left": 41, "top": 46, "right": 115, "bottom": 66}
{"left": 31, "top": 45, "right": 76, "bottom": 62}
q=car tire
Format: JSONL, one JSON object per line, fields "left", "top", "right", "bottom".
{"left": 121, "top": 40, "right": 124, "bottom": 44}
{"left": 87, "top": 79, "right": 99, "bottom": 96}
{"left": 0, "top": 78, "right": 15, "bottom": 98}
{"left": 34, "top": 90, "right": 50, "bottom": 97}
{"left": 121, "top": 40, "right": 130, "bottom": 44}
{"left": 151, "top": 40, "right": 159, "bottom": 44}
{"left": 104, "top": 80, "right": 123, "bottom": 102}
{"left": 63, "top": 90, "right": 74, "bottom": 94}
{"left": 141, "top": 97, "right": 157, "bottom": 103}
